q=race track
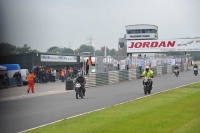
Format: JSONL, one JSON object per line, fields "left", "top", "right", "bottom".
{"left": 0, "top": 69, "right": 199, "bottom": 133}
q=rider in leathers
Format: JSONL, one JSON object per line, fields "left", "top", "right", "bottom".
{"left": 141, "top": 66, "right": 154, "bottom": 89}
{"left": 193, "top": 64, "right": 198, "bottom": 74}
{"left": 75, "top": 73, "right": 86, "bottom": 96}
{"left": 174, "top": 64, "right": 179, "bottom": 75}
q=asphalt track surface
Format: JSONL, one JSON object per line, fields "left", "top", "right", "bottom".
{"left": 0, "top": 69, "right": 199, "bottom": 133}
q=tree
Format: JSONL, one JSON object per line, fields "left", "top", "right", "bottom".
{"left": 62, "top": 47, "right": 74, "bottom": 54}
{"left": 76, "top": 44, "right": 94, "bottom": 55}
{"left": 95, "top": 50, "right": 104, "bottom": 56}
{"left": 15, "top": 44, "right": 31, "bottom": 53}
{"left": 0, "top": 42, "right": 17, "bottom": 56}
{"left": 47, "top": 46, "right": 60, "bottom": 53}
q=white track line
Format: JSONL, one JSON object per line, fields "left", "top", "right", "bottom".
{"left": 19, "top": 81, "right": 200, "bottom": 133}
{"left": 0, "top": 90, "right": 73, "bottom": 102}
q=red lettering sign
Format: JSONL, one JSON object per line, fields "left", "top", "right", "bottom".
{"left": 128, "top": 41, "right": 176, "bottom": 48}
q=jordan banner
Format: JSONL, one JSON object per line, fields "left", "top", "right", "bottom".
{"left": 127, "top": 39, "right": 200, "bottom": 53}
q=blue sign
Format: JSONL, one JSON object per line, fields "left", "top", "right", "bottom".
{"left": 139, "top": 60, "right": 144, "bottom": 66}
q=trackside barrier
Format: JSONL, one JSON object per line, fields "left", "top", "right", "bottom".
{"left": 84, "top": 63, "right": 188, "bottom": 88}
{"left": 0, "top": 77, "right": 23, "bottom": 89}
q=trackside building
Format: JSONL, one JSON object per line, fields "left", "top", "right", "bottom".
{"left": 0, "top": 52, "right": 81, "bottom": 71}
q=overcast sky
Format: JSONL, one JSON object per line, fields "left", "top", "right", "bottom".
{"left": 0, "top": 0, "right": 199, "bottom": 52}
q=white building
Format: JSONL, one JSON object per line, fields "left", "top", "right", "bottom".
{"left": 118, "top": 24, "right": 158, "bottom": 56}
{"left": 125, "top": 24, "right": 158, "bottom": 40}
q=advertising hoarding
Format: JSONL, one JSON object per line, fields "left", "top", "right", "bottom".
{"left": 41, "top": 55, "right": 77, "bottom": 62}
{"left": 127, "top": 39, "right": 200, "bottom": 53}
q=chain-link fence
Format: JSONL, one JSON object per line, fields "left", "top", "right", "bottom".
{"left": 81, "top": 55, "right": 187, "bottom": 74}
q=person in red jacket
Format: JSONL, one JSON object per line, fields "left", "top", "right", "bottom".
{"left": 27, "top": 71, "right": 35, "bottom": 93}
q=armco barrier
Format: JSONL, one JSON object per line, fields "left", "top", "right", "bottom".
{"left": 157, "top": 66, "right": 162, "bottom": 76}
{"left": 84, "top": 63, "right": 189, "bottom": 88}
{"left": 162, "top": 65, "right": 167, "bottom": 74}
{"left": 167, "top": 65, "right": 173, "bottom": 74}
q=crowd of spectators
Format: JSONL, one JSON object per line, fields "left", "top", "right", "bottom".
{"left": 0, "top": 73, "right": 9, "bottom": 89}
{"left": 33, "top": 66, "right": 82, "bottom": 84}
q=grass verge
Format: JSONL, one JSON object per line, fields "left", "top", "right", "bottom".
{"left": 27, "top": 82, "right": 200, "bottom": 133}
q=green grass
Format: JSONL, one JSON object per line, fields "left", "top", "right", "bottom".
{"left": 194, "top": 61, "right": 200, "bottom": 66}
{"left": 27, "top": 82, "right": 200, "bottom": 133}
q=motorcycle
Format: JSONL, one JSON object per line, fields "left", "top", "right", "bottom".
{"left": 174, "top": 69, "right": 179, "bottom": 77}
{"left": 143, "top": 76, "right": 152, "bottom": 95}
{"left": 75, "top": 83, "right": 84, "bottom": 99}
{"left": 194, "top": 68, "right": 198, "bottom": 76}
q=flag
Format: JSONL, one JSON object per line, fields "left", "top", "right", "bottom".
{"left": 104, "top": 46, "right": 106, "bottom": 57}
{"left": 92, "top": 43, "right": 95, "bottom": 50}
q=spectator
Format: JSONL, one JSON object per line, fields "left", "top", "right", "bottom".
{"left": 60, "top": 69, "right": 65, "bottom": 82}
{"left": 0, "top": 74, "right": 4, "bottom": 89}
{"left": 3, "top": 73, "right": 9, "bottom": 88}
{"left": 117, "top": 64, "right": 120, "bottom": 71}
{"left": 38, "top": 69, "right": 43, "bottom": 83}
{"left": 51, "top": 68, "right": 56, "bottom": 82}
{"left": 86, "top": 56, "right": 92, "bottom": 75}
{"left": 73, "top": 67, "right": 78, "bottom": 77}
{"left": 42, "top": 69, "right": 47, "bottom": 83}
{"left": 17, "top": 71, "right": 22, "bottom": 86}
{"left": 127, "top": 65, "right": 129, "bottom": 70}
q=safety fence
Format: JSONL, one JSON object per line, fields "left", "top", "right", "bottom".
{"left": 84, "top": 63, "right": 188, "bottom": 88}
{"left": 0, "top": 77, "right": 23, "bottom": 89}
{"left": 81, "top": 55, "right": 187, "bottom": 74}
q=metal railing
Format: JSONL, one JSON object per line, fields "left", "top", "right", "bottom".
{"left": 0, "top": 77, "right": 23, "bottom": 89}
{"left": 84, "top": 63, "right": 188, "bottom": 88}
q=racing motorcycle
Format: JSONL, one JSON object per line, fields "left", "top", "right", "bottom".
{"left": 75, "top": 83, "right": 84, "bottom": 99}
{"left": 194, "top": 68, "right": 198, "bottom": 76}
{"left": 174, "top": 69, "right": 179, "bottom": 77}
{"left": 143, "top": 76, "right": 152, "bottom": 95}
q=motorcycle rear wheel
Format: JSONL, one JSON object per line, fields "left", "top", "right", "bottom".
{"left": 76, "top": 92, "right": 79, "bottom": 99}
{"left": 148, "top": 89, "right": 151, "bottom": 94}
{"left": 144, "top": 85, "right": 147, "bottom": 95}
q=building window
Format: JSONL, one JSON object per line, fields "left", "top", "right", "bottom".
{"left": 149, "top": 29, "right": 153, "bottom": 33}
{"left": 142, "top": 30, "right": 145, "bottom": 33}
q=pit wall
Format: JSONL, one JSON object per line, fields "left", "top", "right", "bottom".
{"left": 85, "top": 63, "right": 188, "bottom": 88}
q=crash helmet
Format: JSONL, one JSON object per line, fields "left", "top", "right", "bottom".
{"left": 145, "top": 66, "right": 150, "bottom": 71}
{"left": 77, "top": 72, "right": 83, "bottom": 77}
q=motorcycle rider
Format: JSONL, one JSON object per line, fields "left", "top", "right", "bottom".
{"left": 75, "top": 72, "right": 86, "bottom": 96}
{"left": 193, "top": 64, "right": 198, "bottom": 74}
{"left": 141, "top": 66, "right": 154, "bottom": 89}
{"left": 174, "top": 64, "right": 179, "bottom": 75}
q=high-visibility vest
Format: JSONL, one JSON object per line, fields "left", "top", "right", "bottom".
{"left": 87, "top": 59, "right": 92, "bottom": 65}
{"left": 61, "top": 71, "right": 65, "bottom": 76}
{"left": 27, "top": 74, "right": 35, "bottom": 81}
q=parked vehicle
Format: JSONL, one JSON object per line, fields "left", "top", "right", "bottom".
{"left": 20, "top": 69, "right": 29, "bottom": 85}
{"left": 143, "top": 76, "right": 152, "bottom": 95}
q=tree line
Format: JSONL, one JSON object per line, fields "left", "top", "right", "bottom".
{"left": 0, "top": 42, "right": 117, "bottom": 56}
{"left": 1, "top": 42, "right": 200, "bottom": 60}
